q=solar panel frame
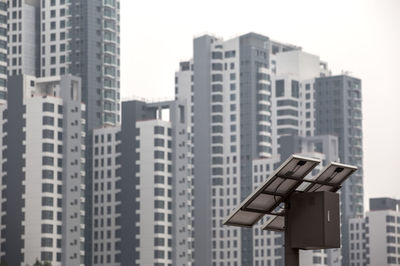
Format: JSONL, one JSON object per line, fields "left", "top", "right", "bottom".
{"left": 302, "top": 162, "right": 358, "bottom": 193}
{"left": 260, "top": 162, "right": 358, "bottom": 231}
{"left": 262, "top": 214, "right": 286, "bottom": 232}
{"left": 223, "top": 155, "right": 321, "bottom": 227}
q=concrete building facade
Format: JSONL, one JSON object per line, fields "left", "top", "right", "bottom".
{"left": 1, "top": 75, "right": 86, "bottom": 266}
{"left": 315, "top": 75, "right": 364, "bottom": 265}
{"left": 176, "top": 33, "right": 362, "bottom": 266}
{"left": 0, "top": 0, "right": 7, "bottom": 101}
{"left": 91, "top": 100, "right": 194, "bottom": 266}
{"left": 349, "top": 198, "right": 400, "bottom": 266}
{"left": 175, "top": 33, "right": 274, "bottom": 266}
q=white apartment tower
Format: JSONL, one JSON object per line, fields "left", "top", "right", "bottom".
{"left": 7, "top": 0, "right": 121, "bottom": 129}
{"left": 176, "top": 33, "right": 362, "bottom": 266}
{"left": 175, "top": 33, "right": 273, "bottom": 266}
{"left": 0, "top": 0, "right": 6, "bottom": 101}
{"left": 349, "top": 198, "right": 400, "bottom": 266}
{"left": 270, "top": 49, "right": 331, "bottom": 153}
{"left": 8, "top": 0, "right": 39, "bottom": 77}
{"left": 0, "top": 75, "right": 85, "bottom": 266}
{"left": 6, "top": 2, "right": 121, "bottom": 265}
{"left": 91, "top": 126, "right": 121, "bottom": 265}
{"left": 91, "top": 100, "right": 194, "bottom": 266}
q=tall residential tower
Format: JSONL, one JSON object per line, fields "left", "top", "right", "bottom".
{"left": 176, "top": 33, "right": 363, "bottom": 266}
{"left": 175, "top": 33, "right": 274, "bottom": 266}
{"left": 91, "top": 100, "right": 194, "bottom": 266}
{"left": 1, "top": 75, "right": 86, "bottom": 266}
{"left": 315, "top": 75, "right": 364, "bottom": 265}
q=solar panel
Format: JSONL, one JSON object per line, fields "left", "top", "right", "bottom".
{"left": 302, "top": 162, "right": 358, "bottom": 193}
{"left": 262, "top": 214, "right": 285, "bottom": 232}
{"left": 261, "top": 162, "right": 358, "bottom": 231}
{"left": 223, "top": 155, "right": 321, "bottom": 227}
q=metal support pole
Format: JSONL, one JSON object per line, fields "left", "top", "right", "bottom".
{"left": 284, "top": 200, "right": 299, "bottom": 266}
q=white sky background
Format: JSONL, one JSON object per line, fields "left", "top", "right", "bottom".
{"left": 120, "top": 0, "right": 400, "bottom": 207}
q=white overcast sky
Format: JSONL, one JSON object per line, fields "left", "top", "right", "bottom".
{"left": 120, "top": 0, "right": 400, "bottom": 208}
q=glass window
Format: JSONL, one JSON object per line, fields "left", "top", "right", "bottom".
{"left": 275, "top": 80, "right": 284, "bottom": 97}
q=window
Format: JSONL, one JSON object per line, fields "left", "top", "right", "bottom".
{"left": 42, "top": 143, "right": 54, "bottom": 152}
{"left": 277, "top": 109, "right": 298, "bottom": 116}
{"left": 291, "top": 80, "right": 299, "bottom": 98}
{"left": 41, "top": 224, "right": 53, "bottom": 233}
{"left": 212, "top": 95, "right": 223, "bottom": 102}
{"left": 41, "top": 252, "right": 53, "bottom": 261}
{"left": 42, "top": 170, "right": 54, "bottom": 179}
{"left": 212, "top": 63, "right": 222, "bottom": 71}
{"left": 42, "top": 156, "right": 54, "bottom": 166}
{"left": 154, "top": 126, "right": 164, "bottom": 135}
{"left": 211, "top": 52, "right": 222, "bottom": 59}
{"left": 41, "top": 210, "right": 53, "bottom": 220}
{"left": 224, "top": 50, "right": 236, "bottom": 58}
{"left": 387, "top": 226, "right": 395, "bottom": 233}
{"left": 277, "top": 100, "right": 298, "bottom": 107}
{"left": 275, "top": 80, "right": 284, "bottom": 97}
{"left": 43, "top": 116, "right": 54, "bottom": 126}
{"left": 212, "top": 125, "right": 223, "bottom": 133}
{"left": 154, "top": 225, "right": 165, "bottom": 233}
{"left": 386, "top": 215, "right": 395, "bottom": 223}
{"left": 154, "top": 139, "right": 164, "bottom": 147}
{"left": 208, "top": 85, "right": 221, "bottom": 94}
{"left": 212, "top": 74, "right": 223, "bottom": 82}
{"left": 42, "top": 130, "right": 54, "bottom": 139}
{"left": 154, "top": 188, "right": 164, "bottom": 196}
{"left": 154, "top": 151, "right": 164, "bottom": 159}
{"left": 154, "top": 175, "right": 164, "bottom": 184}
{"left": 212, "top": 115, "right": 223, "bottom": 123}
{"left": 154, "top": 200, "right": 165, "bottom": 209}
{"left": 387, "top": 236, "right": 396, "bottom": 243}
{"left": 43, "top": 103, "right": 54, "bottom": 112}
{"left": 42, "top": 197, "right": 53, "bottom": 206}
{"left": 154, "top": 213, "right": 165, "bottom": 221}
{"left": 42, "top": 183, "right": 54, "bottom": 193}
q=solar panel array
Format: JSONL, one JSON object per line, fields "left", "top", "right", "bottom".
{"left": 223, "top": 155, "right": 357, "bottom": 231}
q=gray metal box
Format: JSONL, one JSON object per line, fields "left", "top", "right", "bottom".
{"left": 288, "top": 191, "right": 340, "bottom": 249}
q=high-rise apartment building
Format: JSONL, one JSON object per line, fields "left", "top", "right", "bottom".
{"left": 1, "top": 75, "right": 85, "bottom": 266}
{"left": 8, "top": 0, "right": 39, "bottom": 76}
{"left": 0, "top": 0, "right": 6, "bottom": 101}
{"left": 175, "top": 33, "right": 274, "bottom": 266}
{"left": 176, "top": 33, "right": 362, "bottom": 266}
{"left": 7, "top": 0, "right": 120, "bottom": 129}
{"left": 271, "top": 49, "right": 330, "bottom": 150}
{"left": 278, "top": 134, "right": 341, "bottom": 266}
{"left": 349, "top": 198, "right": 400, "bottom": 266}
{"left": 6, "top": 2, "right": 120, "bottom": 265}
{"left": 67, "top": 0, "right": 121, "bottom": 129}
{"left": 315, "top": 75, "right": 363, "bottom": 265}
{"left": 91, "top": 126, "right": 120, "bottom": 266}
{"left": 91, "top": 99, "right": 194, "bottom": 266}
